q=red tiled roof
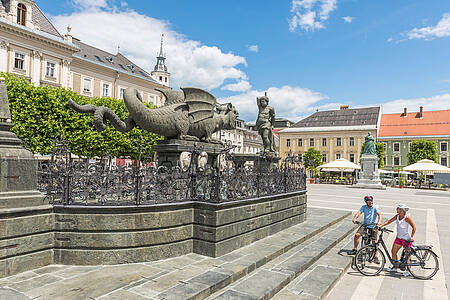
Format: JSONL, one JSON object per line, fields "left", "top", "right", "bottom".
{"left": 273, "top": 128, "right": 283, "bottom": 137}
{"left": 379, "top": 109, "right": 450, "bottom": 137}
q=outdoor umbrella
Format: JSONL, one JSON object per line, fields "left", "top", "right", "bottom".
{"left": 319, "top": 158, "right": 361, "bottom": 177}
{"left": 403, "top": 159, "right": 450, "bottom": 174}
{"left": 379, "top": 169, "right": 394, "bottom": 174}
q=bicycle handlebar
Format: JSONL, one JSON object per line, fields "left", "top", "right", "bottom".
{"left": 353, "top": 221, "right": 394, "bottom": 233}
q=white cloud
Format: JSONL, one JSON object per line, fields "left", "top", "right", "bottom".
{"left": 380, "top": 94, "right": 450, "bottom": 113}
{"left": 247, "top": 45, "right": 259, "bottom": 53}
{"left": 289, "top": 0, "right": 337, "bottom": 32}
{"left": 342, "top": 16, "right": 354, "bottom": 23}
{"left": 52, "top": 4, "right": 247, "bottom": 90}
{"left": 220, "top": 85, "right": 330, "bottom": 121}
{"left": 72, "top": 0, "right": 107, "bottom": 9}
{"left": 407, "top": 13, "right": 450, "bottom": 40}
{"left": 386, "top": 37, "right": 393, "bottom": 42}
{"left": 221, "top": 81, "right": 252, "bottom": 92}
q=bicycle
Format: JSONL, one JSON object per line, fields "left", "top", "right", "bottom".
{"left": 354, "top": 226, "right": 439, "bottom": 279}
{"left": 351, "top": 221, "right": 377, "bottom": 270}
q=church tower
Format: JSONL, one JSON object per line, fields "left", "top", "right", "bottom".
{"left": 151, "top": 33, "right": 170, "bottom": 87}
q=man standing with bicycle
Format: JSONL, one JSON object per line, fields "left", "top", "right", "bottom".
{"left": 350, "top": 196, "right": 382, "bottom": 263}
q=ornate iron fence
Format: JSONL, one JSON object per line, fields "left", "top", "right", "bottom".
{"left": 37, "top": 140, "right": 306, "bottom": 206}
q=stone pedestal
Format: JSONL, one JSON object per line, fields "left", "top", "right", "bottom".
{"left": 352, "top": 154, "right": 386, "bottom": 190}
{"left": 152, "top": 139, "right": 225, "bottom": 168}
{"left": 231, "top": 153, "right": 281, "bottom": 170}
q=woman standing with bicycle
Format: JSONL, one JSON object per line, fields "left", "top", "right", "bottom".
{"left": 380, "top": 203, "right": 417, "bottom": 273}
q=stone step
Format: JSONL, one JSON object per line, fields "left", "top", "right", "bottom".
{"left": 207, "top": 216, "right": 357, "bottom": 300}
{"left": 272, "top": 233, "right": 356, "bottom": 299}
{"left": 152, "top": 208, "right": 352, "bottom": 300}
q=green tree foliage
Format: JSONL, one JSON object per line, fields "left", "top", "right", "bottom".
{"left": 360, "top": 142, "right": 385, "bottom": 168}
{"left": 303, "top": 148, "right": 322, "bottom": 170}
{"left": 2, "top": 73, "right": 162, "bottom": 159}
{"left": 407, "top": 140, "right": 438, "bottom": 164}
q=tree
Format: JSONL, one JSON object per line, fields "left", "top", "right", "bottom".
{"left": 408, "top": 140, "right": 438, "bottom": 164}
{"left": 360, "top": 142, "right": 385, "bottom": 168}
{"left": 2, "top": 72, "right": 162, "bottom": 159}
{"left": 303, "top": 148, "right": 322, "bottom": 173}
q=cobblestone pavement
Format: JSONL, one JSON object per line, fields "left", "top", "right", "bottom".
{"left": 306, "top": 184, "right": 450, "bottom": 300}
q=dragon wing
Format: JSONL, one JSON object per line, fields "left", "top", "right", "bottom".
{"left": 181, "top": 87, "right": 216, "bottom": 124}
{"left": 156, "top": 89, "right": 185, "bottom": 106}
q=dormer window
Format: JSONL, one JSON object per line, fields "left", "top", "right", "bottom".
{"left": 105, "top": 56, "right": 113, "bottom": 63}
{"left": 17, "top": 3, "right": 27, "bottom": 26}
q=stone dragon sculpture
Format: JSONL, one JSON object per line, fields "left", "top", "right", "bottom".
{"left": 68, "top": 87, "right": 239, "bottom": 143}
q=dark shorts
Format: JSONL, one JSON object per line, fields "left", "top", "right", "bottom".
{"left": 357, "top": 225, "right": 378, "bottom": 240}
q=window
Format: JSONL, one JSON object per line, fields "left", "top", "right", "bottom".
{"left": 17, "top": 3, "right": 26, "bottom": 26}
{"left": 310, "top": 138, "right": 314, "bottom": 147}
{"left": 394, "top": 142, "right": 400, "bottom": 152}
{"left": 349, "top": 137, "right": 355, "bottom": 147}
{"left": 383, "top": 143, "right": 387, "bottom": 151}
{"left": 149, "top": 95, "right": 155, "bottom": 105}
{"left": 336, "top": 153, "right": 341, "bottom": 159}
{"left": 441, "top": 142, "right": 448, "bottom": 152}
{"left": 119, "top": 88, "right": 125, "bottom": 99}
{"left": 322, "top": 138, "right": 327, "bottom": 147}
{"left": 394, "top": 157, "right": 400, "bottom": 166}
{"left": 159, "top": 76, "right": 163, "bottom": 81}
{"left": 83, "top": 78, "right": 92, "bottom": 92}
{"left": 441, "top": 157, "right": 448, "bottom": 167}
{"left": 298, "top": 153, "right": 302, "bottom": 162}
{"left": 46, "top": 61, "right": 55, "bottom": 77}
{"left": 383, "top": 157, "right": 386, "bottom": 166}
{"left": 14, "top": 52, "right": 25, "bottom": 69}
{"left": 297, "top": 138, "right": 302, "bottom": 147}
{"left": 336, "top": 137, "right": 342, "bottom": 147}
{"left": 165, "top": 77, "right": 168, "bottom": 83}
{"left": 349, "top": 153, "right": 355, "bottom": 163}
{"left": 286, "top": 139, "right": 291, "bottom": 147}
{"left": 322, "top": 154, "right": 327, "bottom": 163}
{"left": 102, "top": 83, "right": 110, "bottom": 97}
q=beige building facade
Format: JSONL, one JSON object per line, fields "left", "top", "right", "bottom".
{"left": 278, "top": 106, "right": 381, "bottom": 165}
{"left": 0, "top": 0, "right": 169, "bottom": 106}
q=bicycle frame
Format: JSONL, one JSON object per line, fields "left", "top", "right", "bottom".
{"left": 376, "top": 229, "right": 430, "bottom": 269}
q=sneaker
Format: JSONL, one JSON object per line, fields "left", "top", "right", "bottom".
{"left": 402, "top": 271, "right": 411, "bottom": 277}
{"left": 349, "top": 249, "right": 357, "bottom": 255}
{"left": 373, "top": 257, "right": 380, "bottom": 264}
{"left": 386, "top": 267, "right": 398, "bottom": 272}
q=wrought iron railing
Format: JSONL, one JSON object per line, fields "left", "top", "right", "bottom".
{"left": 37, "top": 140, "right": 306, "bottom": 206}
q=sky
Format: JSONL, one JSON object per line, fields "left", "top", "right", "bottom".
{"left": 37, "top": 0, "right": 450, "bottom": 122}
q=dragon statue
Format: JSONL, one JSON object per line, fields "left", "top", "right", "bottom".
{"left": 68, "top": 87, "right": 239, "bottom": 143}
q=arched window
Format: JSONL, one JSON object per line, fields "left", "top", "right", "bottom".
{"left": 17, "top": 3, "right": 27, "bottom": 26}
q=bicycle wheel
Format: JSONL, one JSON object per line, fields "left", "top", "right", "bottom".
{"left": 407, "top": 248, "right": 439, "bottom": 280}
{"left": 355, "top": 245, "right": 385, "bottom": 276}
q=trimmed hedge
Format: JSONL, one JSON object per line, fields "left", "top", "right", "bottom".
{"left": 2, "top": 72, "right": 162, "bottom": 159}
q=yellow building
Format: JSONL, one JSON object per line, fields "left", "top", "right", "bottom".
{"left": 278, "top": 106, "right": 381, "bottom": 164}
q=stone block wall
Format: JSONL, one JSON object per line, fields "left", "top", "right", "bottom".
{"left": 0, "top": 191, "right": 307, "bottom": 277}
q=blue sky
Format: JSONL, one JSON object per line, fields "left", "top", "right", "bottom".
{"left": 38, "top": 0, "right": 450, "bottom": 122}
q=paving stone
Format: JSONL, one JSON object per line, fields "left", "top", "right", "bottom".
{"left": 149, "top": 255, "right": 199, "bottom": 271}
{"left": 25, "top": 264, "right": 162, "bottom": 300}
{"left": 290, "top": 265, "right": 342, "bottom": 298}
{"left": 155, "top": 281, "right": 210, "bottom": 300}
{"left": 232, "top": 270, "right": 291, "bottom": 299}
{"left": 32, "top": 265, "right": 68, "bottom": 275}
{"left": 4, "top": 271, "right": 38, "bottom": 283}
{"left": 272, "top": 290, "right": 319, "bottom": 300}
{"left": 8, "top": 274, "right": 61, "bottom": 293}
{"left": 214, "top": 289, "right": 258, "bottom": 300}
{"left": 53, "top": 265, "right": 101, "bottom": 278}
{"left": 98, "top": 289, "right": 150, "bottom": 299}
{"left": 189, "top": 270, "right": 231, "bottom": 292}
{"left": 130, "top": 266, "right": 204, "bottom": 294}
{"left": 0, "top": 288, "right": 29, "bottom": 300}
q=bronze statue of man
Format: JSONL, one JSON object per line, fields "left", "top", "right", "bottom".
{"left": 256, "top": 93, "right": 276, "bottom": 153}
